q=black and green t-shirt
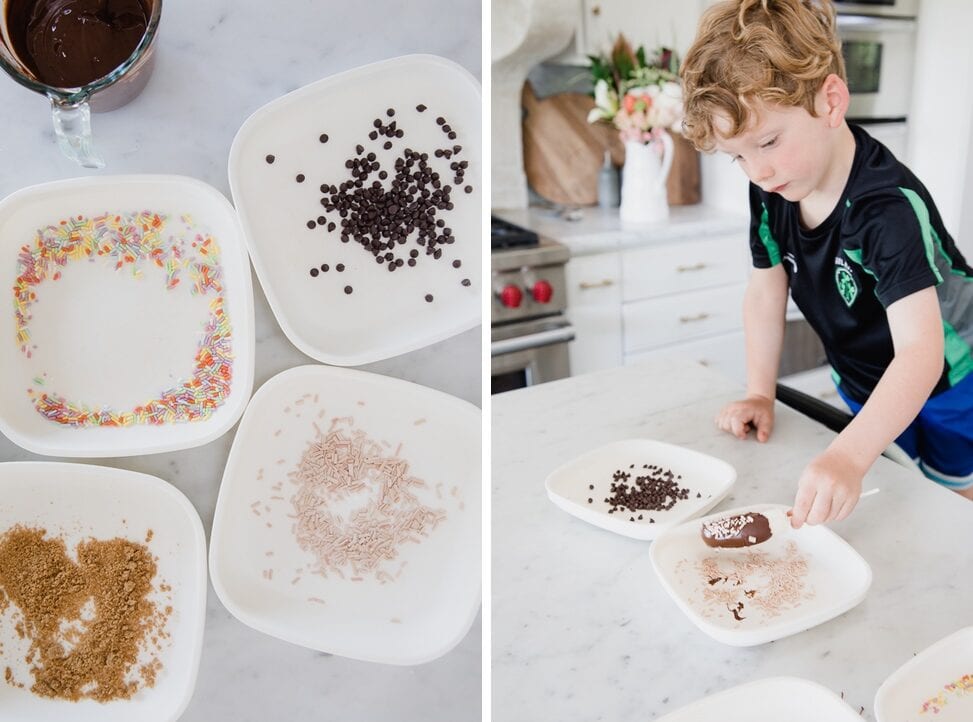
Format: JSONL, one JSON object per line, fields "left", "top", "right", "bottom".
{"left": 750, "top": 123, "right": 973, "bottom": 404}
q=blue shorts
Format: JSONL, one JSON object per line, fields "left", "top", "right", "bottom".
{"left": 837, "top": 372, "right": 973, "bottom": 489}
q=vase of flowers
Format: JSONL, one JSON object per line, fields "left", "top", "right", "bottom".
{"left": 587, "top": 37, "right": 684, "bottom": 224}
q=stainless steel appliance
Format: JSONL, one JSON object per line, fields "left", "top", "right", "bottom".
{"left": 836, "top": 10, "right": 917, "bottom": 123}
{"left": 833, "top": 0, "right": 918, "bottom": 18}
{"left": 491, "top": 216, "right": 574, "bottom": 394}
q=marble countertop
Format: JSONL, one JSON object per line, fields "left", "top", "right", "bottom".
{"left": 494, "top": 205, "right": 748, "bottom": 257}
{"left": 492, "top": 358, "right": 973, "bottom": 721}
{"left": 0, "top": 2, "right": 481, "bottom": 721}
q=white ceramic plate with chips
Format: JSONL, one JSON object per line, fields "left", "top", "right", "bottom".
{"left": 544, "top": 439, "right": 737, "bottom": 540}
{"left": 209, "top": 364, "right": 481, "bottom": 665}
{"left": 0, "top": 462, "right": 206, "bottom": 722}
{"left": 228, "top": 54, "right": 481, "bottom": 366}
{"left": 650, "top": 503, "right": 872, "bottom": 646}
{"left": 874, "top": 626, "right": 973, "bottom": 722}
{"left": 656, "top": 677, "right": 864, "bottom": 721}
{"left": 0, "top": 175, "right": 255, "bottom": 457}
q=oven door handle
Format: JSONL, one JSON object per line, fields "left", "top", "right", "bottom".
{"left": 491, "top": 326, "right": 575, "bottom": 356}
{"left": 836, "top": 14, "right": 916, "bottom": 32}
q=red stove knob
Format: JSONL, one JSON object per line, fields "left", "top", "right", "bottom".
{"left": 499, "top": 284, "right": 523, "bottom": 308}
{"left": 532, "top": 280, "right": 553, "bottom": 304}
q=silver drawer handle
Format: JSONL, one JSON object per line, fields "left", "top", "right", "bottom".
{"left": 679, "top": 312, "right": 711, "bottom": 324}
{"left": 676, "top": 262, "right": 707, "bottom": 273}
{"left": 578, "top": 279, "right": 615, "bottom": 290}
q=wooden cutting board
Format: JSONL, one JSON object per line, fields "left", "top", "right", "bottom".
{"left": 521, "top": 82, "right": 700, "bottom": 207}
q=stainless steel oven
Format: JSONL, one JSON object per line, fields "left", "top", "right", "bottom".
{"left": 491, "top": 217, "right": 574, "bottom": 394}
{"left": 833, "top": 0, "right": 918, "bottom": 18}
{"left": 836, "top": 7, "right": 917, "bottom": 123}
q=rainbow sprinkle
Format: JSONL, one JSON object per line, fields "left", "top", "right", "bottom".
{"left": 13, "top": 211, "right": 233, "bottom": 427}
{"left": 920, "top": 674, "right": 973, "bottom": 714}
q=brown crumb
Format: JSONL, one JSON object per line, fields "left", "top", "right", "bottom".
{"left": 0, "top": 525, "right": 171, "bottom": 702}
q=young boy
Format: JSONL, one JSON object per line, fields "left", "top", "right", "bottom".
{"left": 680, "top": 0, "right": 973, "bottom": 527}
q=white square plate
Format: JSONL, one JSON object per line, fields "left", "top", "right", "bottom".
{"left": 657, "top": 677, "right": 864, "bottom": 721}
{"left": 228, "top": 54, "right": 481, "bottom": 366}
{"left": 0, "top": 462, "right": 206, "bottom": 722}
{"left": 209, "top": 365, "right": 481, "bottom": 665}
{"left": 544, "top": 439, "right": 737, "bottom": 540}
{"left": 875, "top": 626, "right": 973, "bottom": 721}
{"left": 0, "top": 175, "right": 254, "bottom": 457}
{"left": 650, "top": 503, "right": 872, "bottom": 646}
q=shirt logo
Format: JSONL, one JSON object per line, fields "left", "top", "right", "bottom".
{"left": 834, "top": 262, "right": 859, "bottom": 307}
{"left": 783, "top": 252, "right": 798, "bottom": 274}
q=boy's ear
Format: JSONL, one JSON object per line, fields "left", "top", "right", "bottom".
{"left": 818, "top": 73, "right": 850, "bottom": 127}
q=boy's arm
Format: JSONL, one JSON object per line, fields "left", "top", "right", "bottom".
{"left": 715, "top": 265, "right": 788, "bottom": 441}
{"left": 743, "top": 265, "right": 788, "bottom": 400}
{"left": 790, "top": 286, "right": 944, "bottom": 527}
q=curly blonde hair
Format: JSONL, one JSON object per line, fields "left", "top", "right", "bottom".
{"left": 681, "top": 0, "right": 845, "bottom": 152}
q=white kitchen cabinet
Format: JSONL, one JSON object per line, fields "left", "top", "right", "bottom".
{"left": 564, "top": 251, "right": 624, "bottom": 373}
{"left": 625, "top": 329, "right": 747, "bottom": 385}
{"left": 622, "top": 282, "right": 746, "bottom": 354}
{"left": 564, "top": 233, "right": 748, "bottom": 376}
{"left": 550, "top": 0, "right": 708, "bottom": 63}
{"left": 621, "top": 233, "right": 748, "bottom": 301}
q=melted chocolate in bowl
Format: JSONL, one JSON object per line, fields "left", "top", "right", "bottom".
{"left": 3, "top": 0, "right": 157, "bottom": 109}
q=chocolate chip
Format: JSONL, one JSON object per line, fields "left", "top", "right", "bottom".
{"left": 321, "top": 264, "right": 329, "bottom": 272}
{"left": 327, "top": 222, "right": 336, "bottom": 232}
{"left": 369, "top": 130, "right": 378, "bottom": 140}
{"left": 336, "top": 263, "right": 345, "bottom": 272}
{"left": 588, "top": 498, "right": 593, "bottom": 504}
{"left": 266, "top": 154, "right": 275, "bottom": 164}
{"left": 309, "top": 268, "right": 318, "bottom": 277}
{"left": 447, "top": 131, "right": 456, "bottom": 140}
{"left": 424, "top": 294, "right": 433, "bottom": 302}
{"left": 296, "top": 174, "right": 305, "bottom": 183}
{"left": 306, "top": 220, "right": 316, "bottom": 229}
{"left": 356, "top": 144, "right": 364, "bottom": 154}
{"left": 384, "top": 141, "right": 392, "bottom": 150}
{"left": 386, "top": 108, "right": 395, "bottom": 117}
{"left": 464, "top": 185, "right": 473, "bottom": 194}
{"left": 416, "top": 104, "right": 426, "bottom": 112}
{"left": 319, "top": 134, "right": 328, "bottom": 143}
{"left": 461, "top": 278, "right": 471, "bottom": 286}
{"left": 436, "top": 117, "right": 445, "bottom": 125}
{"left": 344, "top": 285, "right": 353, "bottom": 294}
{"left": 373, "top": 119, "right": 382, "bottom": 128}
{"left": 452, "top": 259, "right": 461, "bottom": 268}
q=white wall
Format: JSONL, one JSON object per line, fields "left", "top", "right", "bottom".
{"left": 907, "top": 0, "right": 973, "bottom": 258}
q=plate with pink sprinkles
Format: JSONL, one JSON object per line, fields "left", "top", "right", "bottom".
{"left": 0, "top": 176, "right": 254, "bottom": 457}
{"left": 650, "top": 503, "right": 872, "bottom": 646}
{"left": 208, "top": 364, "right": 481, "bottom": 665}
{"left": 875, "top": 627, "right": 973, "bottom": 722}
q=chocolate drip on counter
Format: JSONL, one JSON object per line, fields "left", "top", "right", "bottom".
{"left": 5, "top": 0, "right": 149, "bottom": 88}
{"left": 701, "top": 512, "right": 773, "bottom": 548}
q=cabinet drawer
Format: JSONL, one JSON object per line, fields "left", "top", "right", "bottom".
{"left": 621, "top": 233, "right": 748, "bottom": 302}
{"left": 623, "top": 282, "right": 745, "bottom": 353}
{"left": 565, "top": 252, "right": 622, "bottom": 307}
{"left": 625, "top": 329, "right": 747, "bottom": 387}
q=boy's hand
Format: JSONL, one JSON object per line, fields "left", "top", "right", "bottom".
{"left": 715, "top": 395, "right": 775, "bottom": 442}
{"left": 790, "top": 448, "right": 865, "bottom": 528}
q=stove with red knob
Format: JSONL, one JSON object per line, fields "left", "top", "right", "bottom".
{"left": 491, "top": 215, "right": 573, "bottom": 393}
{"left": 491, "top": 238, "right": 569, "bottom": 324}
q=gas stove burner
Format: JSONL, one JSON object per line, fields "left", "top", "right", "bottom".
{"left": 491, "top": 216, "right": 539, "bottom": 250}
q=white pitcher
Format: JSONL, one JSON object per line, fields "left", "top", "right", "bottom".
{"left": 620, "top": 131, "right": 674, "bottom": 225}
